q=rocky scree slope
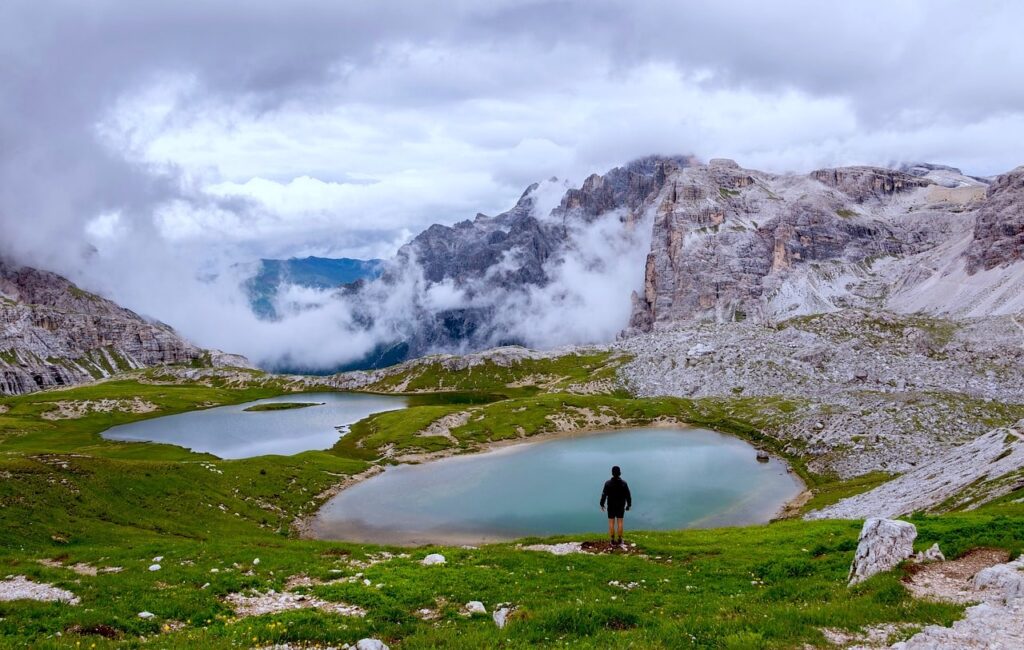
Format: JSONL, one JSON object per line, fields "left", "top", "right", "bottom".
{"left": 617, "top": 309, "right": 1024, "bottom": 479}
{"left": 0, "top": 261, "right": 239, "bottom": 395}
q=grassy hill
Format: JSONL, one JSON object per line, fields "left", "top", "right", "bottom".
{"left": 2, "top": 365, "right": 1024, "bottom": 648}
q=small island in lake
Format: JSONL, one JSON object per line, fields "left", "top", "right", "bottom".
{"left": 243, "top": 402, "right": 323, "bottom": 412}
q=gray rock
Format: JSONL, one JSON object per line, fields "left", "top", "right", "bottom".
{"left": 973, "top": 556, "right": 1024, "bottom": 604}
{"left": 493, "top": 606, "right": 513, "bottom": 629}
{"left": 421, "top": 553, "right": 446, "bottom": 566}
{"left": 914, "top": 543, "right": 945, "bottom": 563}
{"left": 848, "top": 518, "right": 917, "bottom": 585}
{"left": 0, "top": 260, "right": 246, "bottom": 395}
{"left": 465, "top": 600, "right": 486, "bottom": 615}
{"left": 355, "top": 640, "right": 389, "bottom": 650}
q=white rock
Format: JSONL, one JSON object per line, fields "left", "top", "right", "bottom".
{"left": 138, "top": 611, "right": 154, "bottom": 619}
{"left": 421, "top": 553, "right": 446, "bottom": 566}
{"left": 520, "top": 542, "right": 583, "bottom": 555}
{"left": 355, "top": 639, "right": 389, "bottom": 650}
{"left": 848, "top": 518, "right": 917, "bottom": 585}
{"left": 973, "top": 556, "right": 1024, "bottom": 604}
{"left": 253, "top": 558, "right": 260, "bottom": 566}
{"left": 465, "top": 600, "right": 486, "bottom": 615}
{"left": 152, "top": 556, "right": 163, "bottom": 562}
{"left": 914, "top": 543, "right": 945, "bottom": 563}
{"left": 148, "top": 564, "right": 161, "bottom": 572}
{"left": 493, "top": 606, "right": 512, "bottom": 628}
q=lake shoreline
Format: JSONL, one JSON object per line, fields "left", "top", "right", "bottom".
{"left": 297, "top": 419, "right": 807, "bottom": 545}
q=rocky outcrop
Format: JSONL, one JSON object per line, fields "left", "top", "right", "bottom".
{"left": 810, "top": 166, "right": 932, "bottom": 202}
{"left": 0, "top": 260, "right": 235, "bottom": 395}
{"left": 965, "top": 166, "right": 1024, "bottom": 272}
{"left": 848, "top": 518, "right": 917, "bottom": 585}
{"left": 807, "top": 421, "right": 1024, "bottom": 519}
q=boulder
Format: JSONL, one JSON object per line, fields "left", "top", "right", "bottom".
{"left": 421, "top": 553, "right": 446, "bottom": 566}
{"left": 355, "top": 640, "right": 389, "bottom": 650}
{"left": 493, "top": 606, "right": 513, "bottom": 629}
{"left": 914, "top": 543, "right": 945, "bottom": 563}
{"left": 848, "top": 518, "right": 917, "bottom": 585}
{"left": 973, "top": 556, "right": 1024, "bottom": 604}
{"left": 465, "top": 601, "right": 486, "bottom": 615}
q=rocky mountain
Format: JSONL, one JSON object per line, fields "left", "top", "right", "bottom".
{"left": 0, "top": 261, "right": 244, "bottom": 395}
{"left": 334, "top": 155, "right": 692, "bottom": 367}
{"left": 326, "top": 155, "right": 1022, "bottom": 368}
{"left": 626, "top": 159, "right": 1024, "bottom": 330}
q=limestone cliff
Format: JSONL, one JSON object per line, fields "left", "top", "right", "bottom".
{"left": 0, "top": 261, "right": 225, "bottom": 395}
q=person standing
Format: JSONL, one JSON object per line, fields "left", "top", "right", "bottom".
{"left": 600, "top": 465, "right": 632, "bottom": 546}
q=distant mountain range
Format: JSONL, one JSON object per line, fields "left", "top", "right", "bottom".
{"left": 320, "top": 156, "right": 1024, "bottom": 368}
{"left": 4, "top": 156, "right": 1022, "bottom": 387}
{"left": 243, "top": 256, "right": 383, "bottom": 320}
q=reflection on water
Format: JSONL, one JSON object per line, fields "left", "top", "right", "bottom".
{"left": 312, "top": 427, "right": 803, "bottom": 545}
{"left": 102, "top": 392, "right": 407, "bottom": 458}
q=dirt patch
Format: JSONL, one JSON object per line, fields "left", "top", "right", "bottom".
{"left": 38, "top": 559, "right": 100, "bottom": 576}
{"left": 0, "top": 575, "right": 80, "bottom": 604}
{"left": 224, "top": 590, "right": 365, "bottom": 618}
{"left": 0, "top": 404, "right": 8, "bottom": 414}
{"left": 580, "top": 540, "right": 646, "bottom": 556}
{"left": 820, "top": 623, "right": 916, "bottom": 648}
{"left": 903, "top": 548, "right": 1011, "bottom": 603}
{"left": 42, "top": 398, "right": 158, "bottom": 420}
{"left": 416, "top": 411, "right": 471, "bottom": 444}
{"left": 520, "top": 540, "right": 645, "bottom": 556}
{"left": 65, "top": 623, "right": 121, "bottom": 639}
{"left": 546, "top": 406, "right": 626, "bottom": 432}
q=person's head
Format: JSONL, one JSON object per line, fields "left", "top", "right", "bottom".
{"left": 611, "top": 465, "right": 621, "bottom": 477}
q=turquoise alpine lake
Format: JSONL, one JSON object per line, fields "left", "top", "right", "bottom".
{"left": 102, "top": 392, "right": 408, "bottom": 458}
{"left": 311, "top": 426, "right": 804, "bottom": 545}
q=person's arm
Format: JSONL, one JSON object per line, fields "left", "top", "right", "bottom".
{"left": 625, "top": 482, "right": 632, "bottom": 510}
{"left": 600, "top": 481, "right": 608, "bottom": 509}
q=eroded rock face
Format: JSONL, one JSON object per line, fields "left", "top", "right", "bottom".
{"left": 0, "top": 260, "right": 213, "bottom": 395}
{"left": 965, "top": 166, "right": 1024, "bottom": 272}
{"left": 848, "top": 518, "right": 917, "bottom": 585}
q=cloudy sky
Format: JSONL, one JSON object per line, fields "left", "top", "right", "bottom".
{"left": 1, "top": 0, "right": 1022, "bottom": 359}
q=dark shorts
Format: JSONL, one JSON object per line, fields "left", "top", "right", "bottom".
{"left": 607, "top": 504, "right": 625, "bottom": 519}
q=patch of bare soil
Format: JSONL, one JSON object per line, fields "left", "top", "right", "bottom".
{"left": 580, "top": 540, "right": 646, "bottom": 556}
{"left": 224, "top": 590, "right": 365, "bottom": 618}
{"left": 818, "top": 623, "right": 917, "bottom": 648}
{"left": 42, "top": 398, "right": 158, "bottom": 420}
{"left": 903, "top": 548, "right": 1010, "bottom": 603}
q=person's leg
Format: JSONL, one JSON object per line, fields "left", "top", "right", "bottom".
{"left": 608, "top": 517, "right": 615, "bottom": 542}
{"left": 616, "top": 518, "right": 624, "bottom": 543}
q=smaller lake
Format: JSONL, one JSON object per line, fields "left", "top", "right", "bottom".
{"left": 103, "top": 392, "right": 407, "bottom": 458}
{"left": 311, "top": 427, "right": 803, "bottom": 545}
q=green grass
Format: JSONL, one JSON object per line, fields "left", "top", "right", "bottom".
{"left": 363, "top": 351, "right": 628, "bottom": 397}
{"left": 243, "top": 402, "right": 322, "bottom": 412}
{"left": 1, "top": 370, "right": 1023, "bottom": 647}
{"left": 835, "top": 208, "right": 857, "bottom": 219}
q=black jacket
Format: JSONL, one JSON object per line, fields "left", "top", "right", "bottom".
{"left": 600, "top": 477, "right": 632, "bottom": 509}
